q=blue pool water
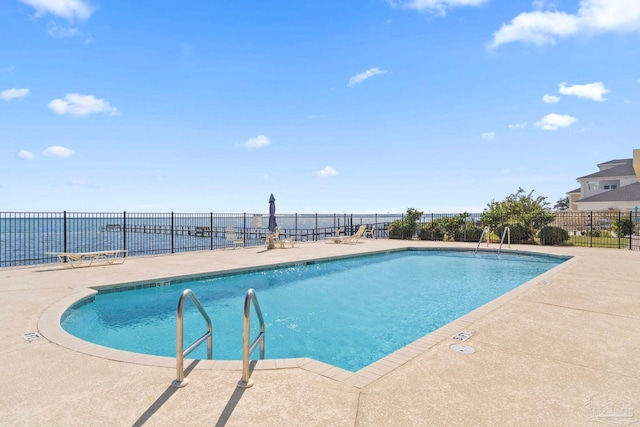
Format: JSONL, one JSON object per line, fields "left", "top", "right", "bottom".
{"left": 61, "top": 249, "right": 566, "bottom": 371}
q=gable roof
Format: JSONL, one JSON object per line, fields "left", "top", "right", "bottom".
{"left": 577, "top": 159, "right": 635, "bottom": 180}
{"left": 597, "top": 158, "right": 631, "bottom": 168}
{"left": 576, "top": 182, "right": 640, "bottom": 203}
{"left": 566, "top": 188, "right": 581, "bottom": 194}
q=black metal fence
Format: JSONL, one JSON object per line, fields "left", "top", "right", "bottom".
{"left": 2, "top": 210, "right": 638, "bottom": 268}
{"left": 0, "top": 211, "right": 401, "bottom": 268}
{"left": 403, "top": 211, "right": 639, "bottom": 250}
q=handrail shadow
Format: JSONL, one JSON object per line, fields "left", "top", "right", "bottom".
{"left": 131, "top": 359, "right": 258, "bottom": 427}
{"left": 131, "top": 359, "right": 201, "bottom": 427}
{"left": 214, "top": 360, "right": 257, "bottom": 427}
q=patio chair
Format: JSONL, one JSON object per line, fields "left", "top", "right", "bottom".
{"left": 329, "top": 225, "right": 367, "bottom": 244}
{"left": 364, "top": 225, "right": 376, "bottom": 239}
{"left": 225, "top": 227, "right": 244, "bottom": 249}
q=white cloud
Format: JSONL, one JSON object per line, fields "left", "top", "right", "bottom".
{"left": 18, "top": 150, "right": 34, "bottom": 160}
{"left": 534, "top": 113, "right": 577, "bottom": 130}
{"left": 242, "top": 135, "right": 271, "bottom": 149}
{"left": 490, "top": 0, "right": 640, "bottom": 48}
{"left": 347, "top": 67, "right": 388, "bottom": 88}
{"left": 481, "top": 131, "right": 496, "bottom": 140}
{"left": 20, "top": 0, "right": 93, "bottom": 21}
{"left": 391, "top": 0, "right": 488, "bottom": 15}
{"left": 315, "top": 166, "right": 339, "bottom": 177}
{"left": 47, "top": 23, "right": 83, "bottom": 39}
{"left": 43, "top": 146, "right": 74, "bottom": 158}
{"left": 532, "top": 0, "right": 558, "bottom": 9}
{"left": 48, "top": 93, "right": 119, "bottom": 117}
{"left": 508, "top": 122, "right": 528, "bottom": 129}
{"left": 1, "top": 88, "right": 29, "bottom": 100}
{"left": 543, "top": 94, "right": 560, "bottom": 103}
{"left": 559, "top": 81, "right": 610, "bottom": 101}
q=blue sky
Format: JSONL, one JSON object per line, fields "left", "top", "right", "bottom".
{"left": 1, "top": 0, "right": 639, "bottom": 213}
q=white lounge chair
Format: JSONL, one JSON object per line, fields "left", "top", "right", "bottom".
{"left": 46, "top": 250, "right": 128, "bottom": 268}
{"left": 327, "top": 225, "right": 366, "bottom": 244}
{"left": 364, "top": 225, "right": 376, "bottom": 239}
{"left": 225, "top": 227, "right": 244, "bottom": 249}
{"left": 268, "top": 227, "right": 298, "bottom": 248}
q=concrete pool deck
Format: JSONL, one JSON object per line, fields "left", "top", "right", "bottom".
{"left": 1, "top": 239, "right": 639, "bottom": 426}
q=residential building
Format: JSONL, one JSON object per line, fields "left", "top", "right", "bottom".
{"left": 569, "top": 150, "right": 640, "bottom": 211}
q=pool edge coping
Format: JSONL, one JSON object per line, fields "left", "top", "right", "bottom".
{"left": 37, "top": 246, "right": 575, "bottom": 390}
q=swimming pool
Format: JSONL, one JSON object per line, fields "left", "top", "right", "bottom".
{"left": 61, "top": 249, "right": 566, "bottom": 372}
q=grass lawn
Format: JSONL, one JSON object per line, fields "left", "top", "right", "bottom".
{"left": 567, "top": 235, "right": 630, "bottom": 248}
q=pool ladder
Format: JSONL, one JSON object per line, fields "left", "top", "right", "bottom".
{"left": 474, "top": 226, "right": 510, "bottom": 257}
{"left": 171, "top": 288, "right": 265, "bottom": 388}
{"left": 474, "top": 226, "right": 491, "bottom": 255}
{"left": 172, "top": 289, "right": 212, "bottom": 388}
{"left": 497, "top": 226, "right": 511, "bottom": 257}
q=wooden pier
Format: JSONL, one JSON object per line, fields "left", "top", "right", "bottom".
{"left": 102, "top": 224, "right": 340, "bottom": 242}
{"left": 104, "top": 224, "right": 227, "bottom": 237}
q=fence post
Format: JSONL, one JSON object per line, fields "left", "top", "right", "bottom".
{"left": 123, "top": 211, "right": 127, "bottom": 252}
{"left": 171, "top": 212, "right": 175, "bottom": 254}
{"left": 210, "top": 212, "right": 214, "bottom": 250}
{"left": 295, "top": 213, "right": 298, "bottom": 240}
{"left": 589, "top": 211, "right": 593, "bottom": 248}
{"left": 315, "top": 213, "right": 318, "bottom": 242}
{"left": 630, "top": 211, "right": 633, "bottom": 250}
{"left": 243, "top": 213, "right": 247, "bottom": 244}
{"left": 618, "top": 211, "right": 621, "bottom": 249}
{"left": 63, "top": 211, "right": 68, "bottom": 257}
{"left": 401, "top": 213, "right": 405, "bottom": 240}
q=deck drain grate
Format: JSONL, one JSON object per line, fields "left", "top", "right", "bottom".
{"left": 22, "top": 332, "right": 42, "bottom": 343}
{"left": 451, "top": 330, "right": 475, "bottom": 342}
{"left": 450, "top": 344, "right": 475, "bottom": 354}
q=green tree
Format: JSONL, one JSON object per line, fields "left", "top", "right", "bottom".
{"left": 423, "top": 213, "right": 475, "bottom": 241}
{"left": 480, "top": 188, "right": 556, "bottom": 244}
{"left": 554, "top": 196, "right": 570, "bottom": 211}
{"left": 389, "top": 207, "right": 424, "bottom": 239}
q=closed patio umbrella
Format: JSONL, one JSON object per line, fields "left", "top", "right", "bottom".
{"left": 268, "top": 194, "right": 277, "bottom": 232}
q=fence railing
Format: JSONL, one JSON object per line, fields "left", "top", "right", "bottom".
{"left": 0, "top": 211, "right": 400, "bottom": 268}
{"left": 1, "top": 210, "right": 638, "bottom": 268}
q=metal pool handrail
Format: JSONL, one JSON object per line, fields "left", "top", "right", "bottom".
{"left": 237, "top": 288, "right": 265, "bottom": 388}
{"left": 172, "top": 289, "right": 212, "bottom": 388}
{"left": 474, "top": 226, "right": 491, "bottom": 255}
{"left": 497, "top": 226, "right": 511, "bottom": 257}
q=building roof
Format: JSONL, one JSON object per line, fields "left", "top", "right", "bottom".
{"left": 577, "top": 159, "right": 635, "bottom": 180}
{"left": 597, "top": 158, "right": 631, "bottom": 168}
{"left": 566, "top": 188, "right": 581, "bottom": 194}
{"left": 576, "top": 182, "right": 640, "bottom": 203}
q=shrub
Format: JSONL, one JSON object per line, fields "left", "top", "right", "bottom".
{"left": 389, "top": 208, "right": 424, "bottom": 239}
{"left": 389, "top": 220, "right": 410, "bottom": 239}
{"left": 613, "top": 217, "right": 636, "bottom": 237}
{"left": 454, "top": 226, "right": 484, "bottom": 242}
{"left": 538, "top": 226, "right": 569, "bottom": 245}
{"left": 585, "top": 229, "right": 612, "bottom": 238}
{"left": 495, "top": 223, "right": 531, "bottom": 244}
{"left": 418, "top": 225, "right": 445, "bottom": 241}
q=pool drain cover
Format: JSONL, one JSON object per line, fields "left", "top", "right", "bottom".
{"left": 450, "top": 344, "right": 475, "bottom": 354}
